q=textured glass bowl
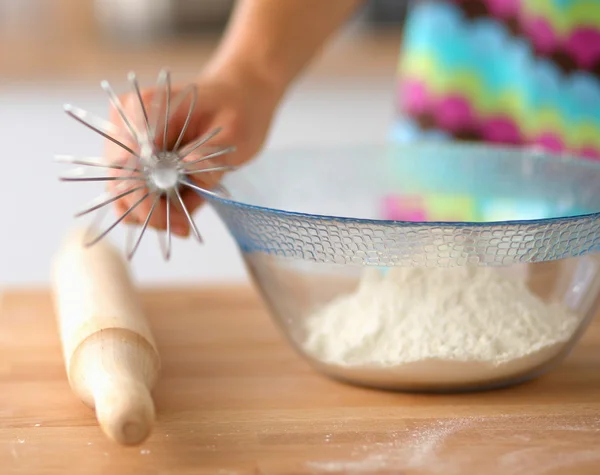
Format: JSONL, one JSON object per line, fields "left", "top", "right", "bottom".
{"left": 201, "top": 142, "right": 600, "bottom": 392}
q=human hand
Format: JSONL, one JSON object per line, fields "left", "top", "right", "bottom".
{"left": 104, "top": 68, "right": 281, "bottom": 237}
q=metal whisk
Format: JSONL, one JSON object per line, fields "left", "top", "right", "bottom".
{"left": 56, "top": 69, "right": 236, "bottom": 261}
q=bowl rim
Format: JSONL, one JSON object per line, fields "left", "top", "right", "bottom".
{"left": 201, "top": 141, "right": 600, "bottom": 229}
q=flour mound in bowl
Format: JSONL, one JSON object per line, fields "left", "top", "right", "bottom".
{"left": 301, "top": 266, "right": 581, "bottom": 387}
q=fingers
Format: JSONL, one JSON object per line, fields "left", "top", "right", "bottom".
{"left": 105, "top": 87, "right": 164, "bottom": 229}
{"left": 182, "top": 113, "right": 241, "bottom": 185}
{"left": 100, "top": 81, "right": 237, "bottom": 239}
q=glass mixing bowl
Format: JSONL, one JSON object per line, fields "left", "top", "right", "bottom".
{"left": 200, "top": 142, "right": 600, "bottom": 393}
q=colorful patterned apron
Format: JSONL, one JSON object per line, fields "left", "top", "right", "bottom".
{"left": 392, "top": 0, "right": 600, "bottom": 159}
{"left": 384, "top": 0, "right": 600, "bottom": 222}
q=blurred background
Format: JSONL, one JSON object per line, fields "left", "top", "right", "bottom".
{"left": 0, "top": 0, "right": 405, "bottom": 288}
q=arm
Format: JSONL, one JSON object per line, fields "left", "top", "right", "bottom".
{"left": 205, "top": 0, "right": 365, "bottom": 97}
{"left": 107, "top": 0, "right": 364, "bottom": 234}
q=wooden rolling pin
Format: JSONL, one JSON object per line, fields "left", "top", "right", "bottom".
{"left": 50, "top": 228, "right": 161, "bottom": 446}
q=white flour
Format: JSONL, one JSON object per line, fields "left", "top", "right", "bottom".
{"left": 302, "top": 266, "right": 581, "bottom": 387}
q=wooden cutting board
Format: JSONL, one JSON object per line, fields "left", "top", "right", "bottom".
{"left": 1, "top": 285, "right": 600, "bottom": 475}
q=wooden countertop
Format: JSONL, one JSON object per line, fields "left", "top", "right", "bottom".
{"left": 1, "top": 285, "right": 600, "bottom": 475}
{"left": 0, "top": 28, "right": 399, "bottom": 85}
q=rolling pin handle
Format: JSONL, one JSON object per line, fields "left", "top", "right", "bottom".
{"left": 93, "top": 377, "right": 155, "bottom": 446}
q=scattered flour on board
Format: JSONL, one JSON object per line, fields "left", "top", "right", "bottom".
{"left": 302, "top": 266, "right": 581, "bottom": 387}
{"left": 306, "top": 415, "right": 600, "bottom": 475}
{"left": 306, "top": 417, "right": 475, "bottom": 474}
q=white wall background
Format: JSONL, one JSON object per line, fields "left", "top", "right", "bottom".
{"left": 0, "top": 77, "right": 395, "bottom": 287}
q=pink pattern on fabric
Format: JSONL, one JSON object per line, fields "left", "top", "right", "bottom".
{"left": 522, "top": 17, "right": 559, "bottom": 54}
{"left": 397, "top": 82, "right": 600, "bottom": 162}
{"left": 532, "top": 133, "right": 565, "bottom": 153}
{"left": 381, "top": 195, "right": 427, "bottom": 222}
{"left": 565, "top": 28, "right": 600, "bottom": 69}
{"left": 434, "top": 96, "right": 475, "bottom": 133}
{"left": 401, "top": 80, "right": 431, "bottom": 115}
{"left": 485, "top": 0, "right": 520, "bottom": 18}
{"left": 579, "top": 146, "right": 600, "bottom": 161}
{"left": 480, "top": 117, "right": 522, "bottom": 144}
